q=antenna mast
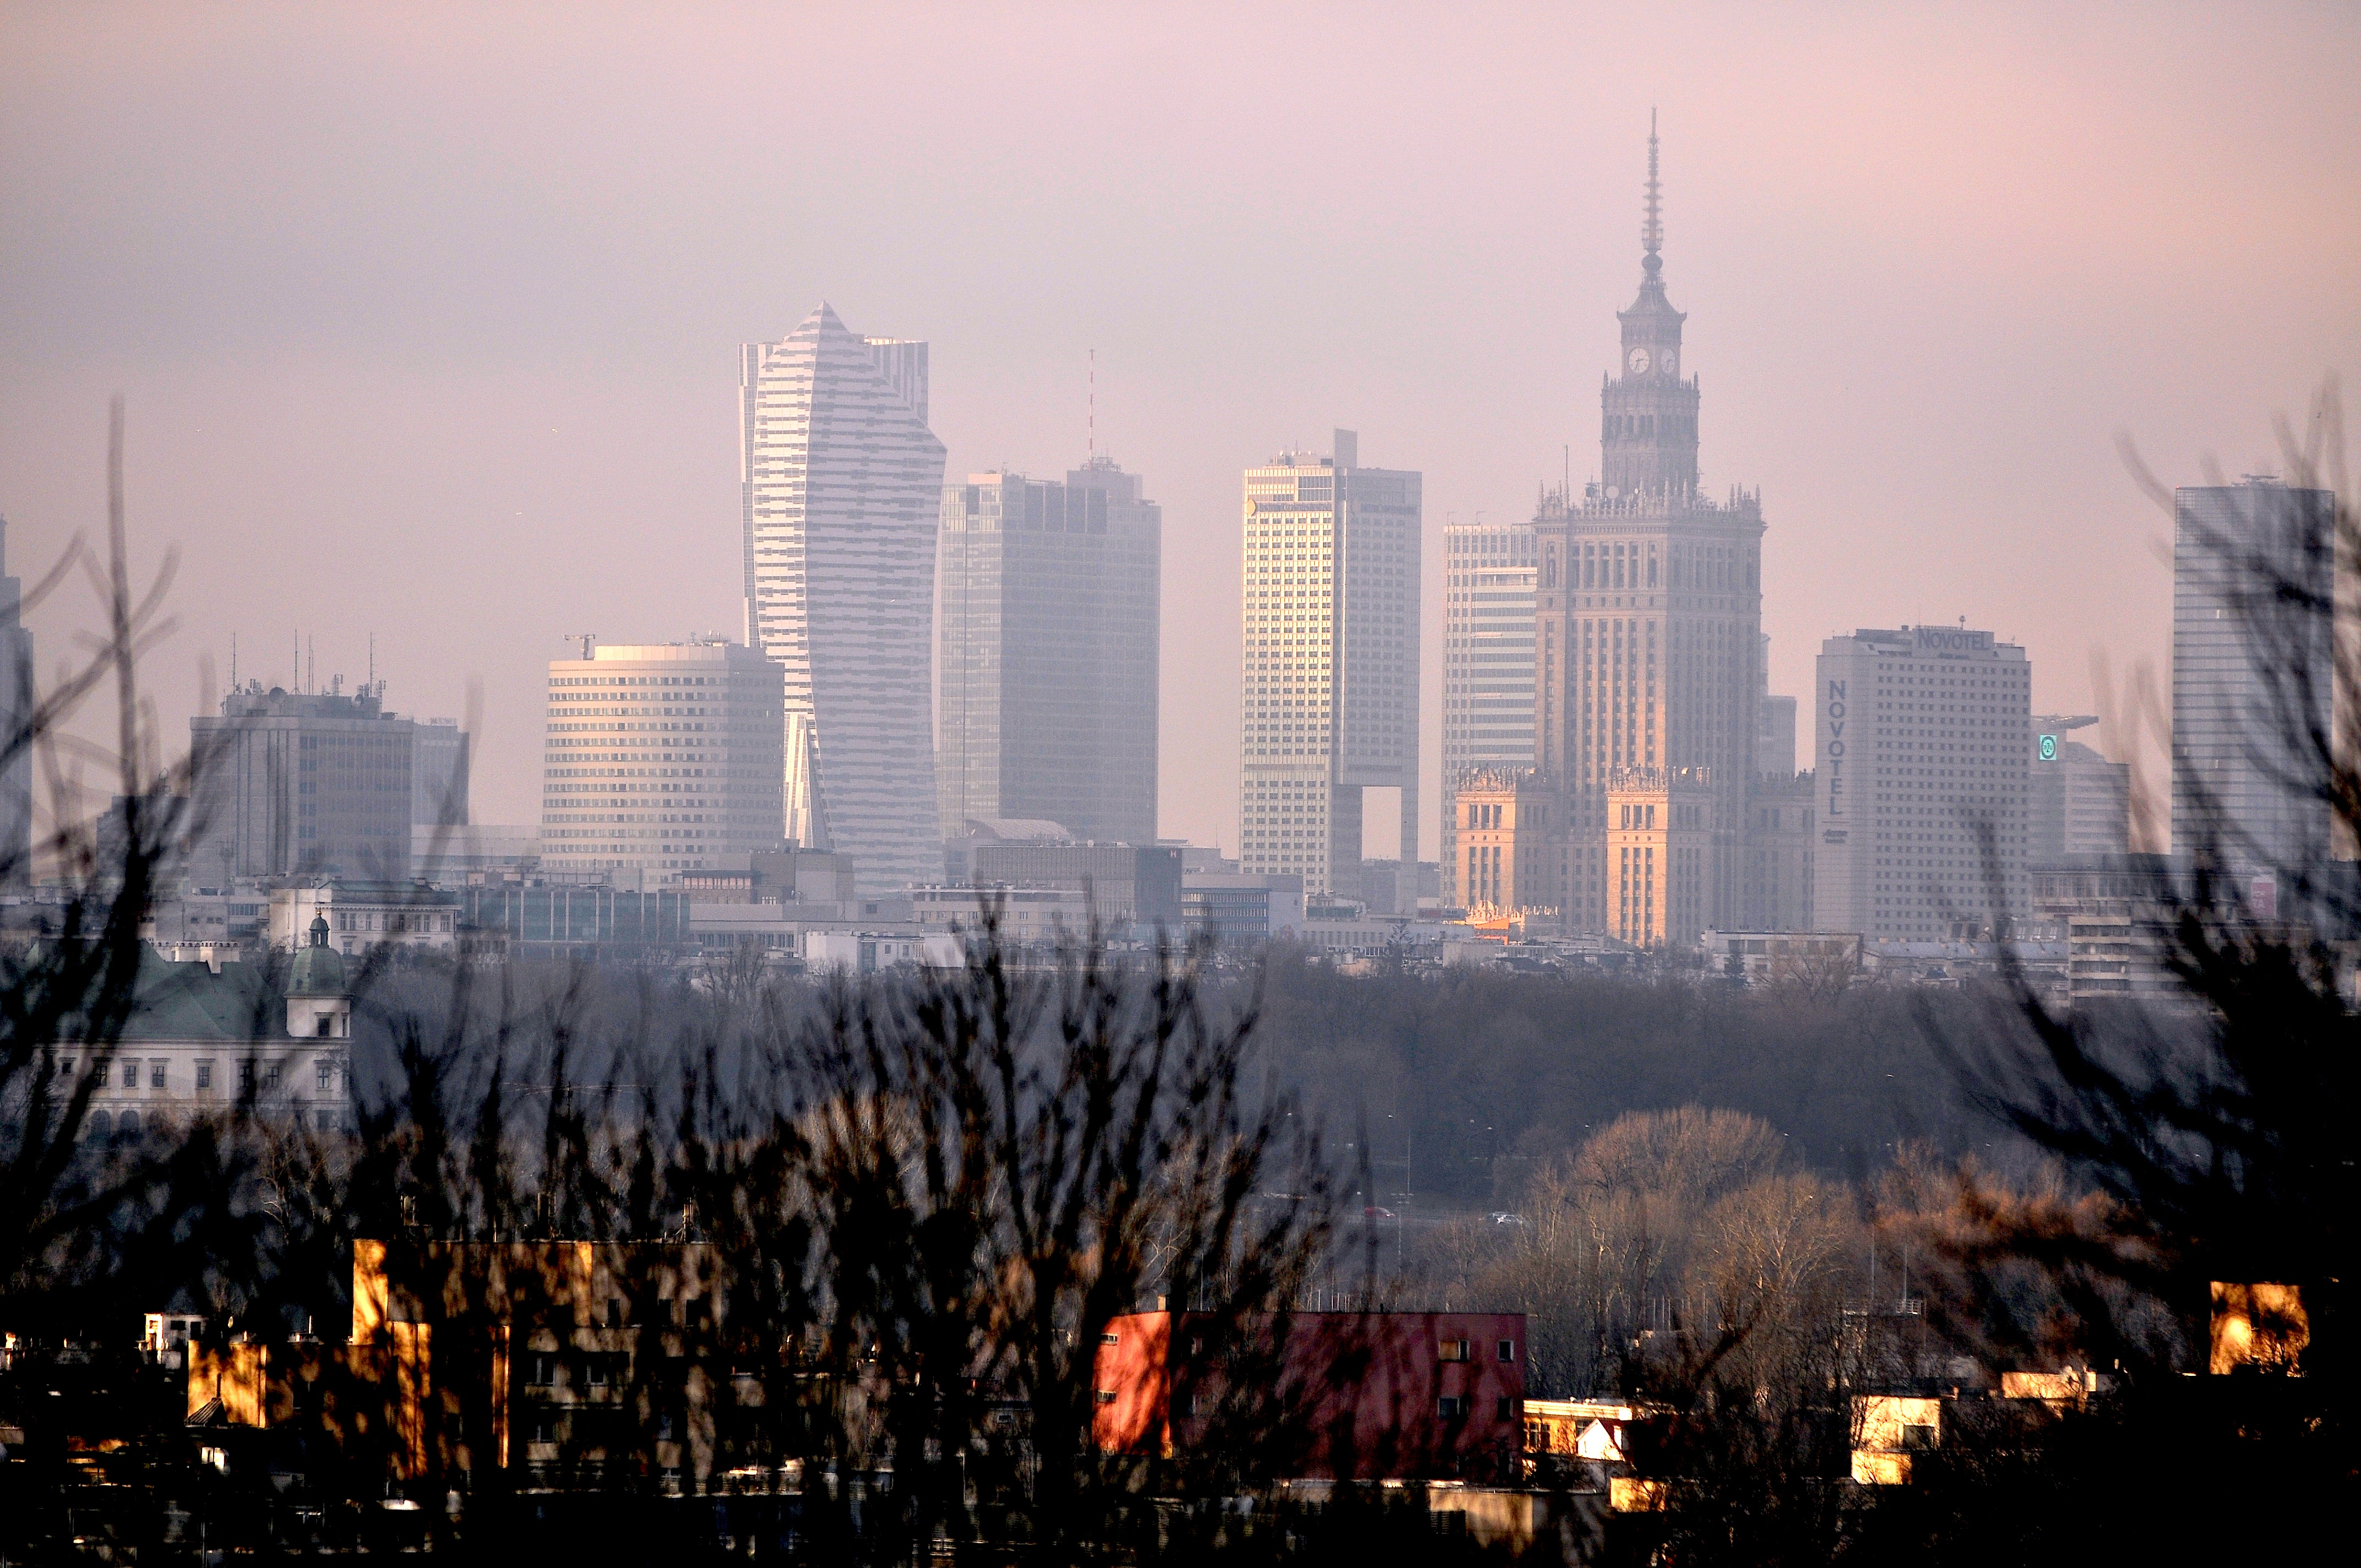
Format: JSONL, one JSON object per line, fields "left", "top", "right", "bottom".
{"left": 1643, "top": 108, "right": 1663, "bottom": 262}
{"left": 1088, "top": 347, "right": 1096, "bottom": 461}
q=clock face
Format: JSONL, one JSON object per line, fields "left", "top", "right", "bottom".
{"left": 1659, "top": 350, "right": 1676, "bottom": 377}
{"left": 1627, "top": 347, "right": 1651, "bottom": 374}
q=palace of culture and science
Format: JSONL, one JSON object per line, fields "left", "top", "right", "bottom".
{"left": 1523, "top": 128, "right": 1781, "bottom": 945}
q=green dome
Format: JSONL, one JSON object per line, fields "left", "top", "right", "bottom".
{"left": 292, "top": 913, "right": 346, "bottom": 996}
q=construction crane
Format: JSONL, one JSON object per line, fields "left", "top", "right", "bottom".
{"left": 563, "top": 632, "right": 597, "bottom": 660}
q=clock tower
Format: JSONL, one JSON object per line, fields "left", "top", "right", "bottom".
{"left": 1602, "top": 115, "right": 1700, "bottom": 500}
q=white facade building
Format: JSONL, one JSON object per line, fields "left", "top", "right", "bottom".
{"left": 742, "top": 305, "right": 948, "bottom": 896}
{"left": 1814, "top": 626, "right": 2031, "bottom": 940}
{"left": 1441, "top": 519, "right": 1536, "bottom": 906}
{"left": 538, "top": 640, "right": 786, "bottom": 888}
{"left": 1237, "top": 431, "right": 1421, "bottom": 906}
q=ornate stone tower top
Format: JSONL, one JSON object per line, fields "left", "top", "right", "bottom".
{"left": 1602, "top": 113, "right": 1701, "bottom": 502}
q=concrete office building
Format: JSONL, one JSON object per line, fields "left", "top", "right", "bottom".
{"left": 2170, "top": 480, "right": 2337, "bottom": 878}
{"left": 1535, "top": 127, "right": 1764, "bottom": 934}
{"left": 938, "top": 460, "right": 1161, "bottom": 845}
{"left": 188, "top": 685, "right": 417, "bottom": 883}
{"left": 411, "top": 718, "right": 470, "bottom": 828}
{"left": 742, "top": 304, "right": 947, "bottom": 896}
{"left": 1813, "top": 625, "right": 2032, "bottom": 940}
{"left": 0, "top": 516, "right": 32, "bottom": 888}
{"left": 1237, "top": 431, "right": 1421, "bottom": 907}
{"left": 1757, "top": 636, "right": 1798, "bottom": 780}
{"left": 2030, "top": 716, "right": 2130, "bottom": 860}
{"left": 1440, "top": 519, "right": 1536, "bottom": 907}
{"left": 963, "top": 840, "right": 1182, "bottom": 927}
{"left": 537, "top": 640, "right": 786, "bottom": 888}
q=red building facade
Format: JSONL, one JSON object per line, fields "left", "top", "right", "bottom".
{"left": 1092, "top": 1310, "right": 1526, "bottom": 1482}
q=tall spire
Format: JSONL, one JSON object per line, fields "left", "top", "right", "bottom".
{"left": 1641, "top": 108, "right": 1663, "bottom": 276}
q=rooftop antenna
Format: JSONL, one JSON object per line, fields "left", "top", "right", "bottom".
{"left": 368, "top": 633, "right": 375, "bottom": 694}
{"left": 307, "top": 635, "right": 314, "bottom": 695}
{"left": 230, "top": 633, "right": 237, "bottom": 692}
{"left": 564, "top": 631, "right": 597, "bottom": 660}
{"left": 1088, "top": 347, "right": 1095, "bottom": 461}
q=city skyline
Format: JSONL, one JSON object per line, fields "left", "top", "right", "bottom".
{"left": 3, "top": 8, "right": 2357, "bottom": 865}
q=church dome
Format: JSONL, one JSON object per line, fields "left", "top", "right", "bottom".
{"left": 291, "top": 913, "right": 346, "bottom": 996}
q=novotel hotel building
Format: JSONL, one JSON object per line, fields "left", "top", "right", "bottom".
{"left": 1813, "top": 626, "right": 2032, "bottom": 940}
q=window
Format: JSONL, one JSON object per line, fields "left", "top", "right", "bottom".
{"left": 238, "top": 1060, "right": 255, "bottom": 1093}
{"left": 317, "top": 1058, "right": 336, "bottom": 1091}
{"left": 1438, "top": 1395, "right": 1466, "bottom": 1418}
{"left": 196, "top": 1060, "right": 214, "bottom": 1091}
{"left": 149, "top": 1060, "right": 166, "bottom": 1088}
{"left": 1497, "top": 1339, "right": 1516, "bottom": 1362}
{"left": 263, "top": 1062, "right": 281, "bottom": 1091}
{"left": 527, "top": 1354, "right": 556, "bottom": 1387}
{"left": 1094, "top": 1390, "right": 1117, "bottom": 1406}
{"left": 1901, "top": 1423, "right": 1936, "bottom": 1452}
{"left": 1100, "top": 1332, "right": 1120, "bottom": 1346}
{"left": 1438, "top": 1338, "right": 1470, "bottom": 1363}
{"left": 1497, "top": 1397, "right": 1514, "bottom": 1420}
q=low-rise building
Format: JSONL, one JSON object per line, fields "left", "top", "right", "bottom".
{"left": 1700, "top": 929, "right": 1862, "bottom": 986}
{"left": 64, "top": 917, "right": 352, "bottom": 1142}
{"left": 1093, "top": 1309, "right": 1526, "bottom": 1482}
{"left": 270, "top": 880, "right": 463, "bottom": 959}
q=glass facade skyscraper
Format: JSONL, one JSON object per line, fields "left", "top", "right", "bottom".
{"left": 937, "top": 459, "right": 1161, "bottom": 846}
{"left": 741, "top": 304, "right": 947, "bottom": 896}
{"left": 1440, "top": 519, "right": 1536, "bottom": 906}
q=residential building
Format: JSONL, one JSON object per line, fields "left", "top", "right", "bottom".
{"left": 2030, "top": 716, "right": 2130, "bottom": 859}
{"left": 188, "top": 1237, "right": 736, "bottom": 1491}
{"left": 1813, "top": 625, "right": 2032, "bottom": 940}
{"left": 0, "top": 515, "right": 32, "bottom": 889}
{"left": 188, "top": 684, "right": 418, "bottom": 883}
{"left": 1451, "top": 768, "right": 1555, "bottom": 916}
{"left": 1441, "top": 519, "right": 1536, "bottom": 905}
{"left": 63, "top": 924, "right": 351, "bottom": 1144}
{"left": 411, "top": 718, "right": 470, "bottom": 827}
{"left": 1237, "top": 432, "right": 1421, "bottom": 908}
{"left": 1742, "top": 771, "right": 1815, "bottom": 930}
{"left": 1093, "top": 1310, "right": 1525, "bottom": 1482}
{"left": 1535, "top": 129, "right": 1764, "bottom": 935}
{"left": 2171, "top": 479, "right": 2337, "bottom": 878}
{"left": 938, "top": 460, "right": 1160, "bottom": 845}
{"left": 742, "top": 305, "right": 947, "bottom": 895}
{"left": 537, "top": 640, "right": 786, "bottom": 889}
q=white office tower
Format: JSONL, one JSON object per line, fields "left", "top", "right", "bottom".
{"left": 1440, "top": 519, "right": 1536, "bottom": 906}
{"left": 1237, "top": 431, "right": 1421, "bottom": 907}
{"left": 2171, "top": 480, "right": 2337, "bottom": 881}
{"left": 0, "top": 516, "right": 31, "bottom": 888}
{"left": 2030, "top": 715, "right": 2130, "bottom": 859}
{"left": 742, "top": 305, "right": 948, "bottom": 896}
{"left": 938, "top": 460, "right": 1161, "bottom": 845}
{"left": 538, "top": 641, "right": 785, "bottom": 886}
{"left": 1813, "top": 626, "right": 2031, "bottom": 939}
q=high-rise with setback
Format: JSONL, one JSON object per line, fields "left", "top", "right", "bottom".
{"left": 1237, "top": 432, "right": 1421, "bottom": 907}
{"left": 1440, "top": 519, "right": 1536, "bottom": 907}
{"left": 742, "top": 304, "right": 947, "bottom": 896}
{"left": 0, "top": 516, "right": 32, "bottom": 888}
{"left": 938, "top": 459, "right": 1161, "bottom": 845}
{"left": 1533, "top": 124, "right": 1764, "bottom": 943}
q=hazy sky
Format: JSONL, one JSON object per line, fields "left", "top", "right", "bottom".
{"left": 4, "top": 2, "right": 2356, "bottom": 861}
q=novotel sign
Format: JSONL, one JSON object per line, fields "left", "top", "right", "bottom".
{"left": 1823, "top": 679, "right": 1849, "bottom": 824}
{"left": 1913, "top": 627, "right": 1993, "bottom": 656}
